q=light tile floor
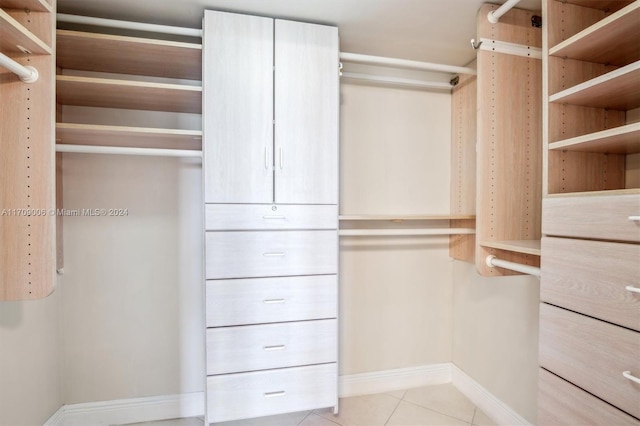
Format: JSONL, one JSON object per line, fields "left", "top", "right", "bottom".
{"left": 124, "top": 384, "right": 497, "bottom": 426}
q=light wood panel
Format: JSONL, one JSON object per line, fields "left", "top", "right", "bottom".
{"left": 549, "top": 122, "right": 640, "bottom": 154}
{"left": 56, "top": 30, "right": 201, "bottom": 80}
{"left": 538, "top": 368, "right": 640, "bottom": 426}
{"left": 0, "top": 8, "right": 51, "bottom": 54}
{"left": 564, "top": 0, "right": 634, "bottom": 12}
{"left": 56, "top": 75, "right": 202, "bottom": 113}
{"left": 546, "top": 0, "right": 607, "bottom": 48}
{"left": 539, "top": 303, "right": 640, "bottom": 419}
{"left": 56, "top": 123, "right": 202, "bottom": 151}
{"left": 481, "top": 240, "right": 541, "bottom": 256}
{"left": 0, "top": 0, "right": 51, "bottom": 12}
{"left": 340, "top": 214, "right": 475, "bottom": 221}
{"left": 550, "top": 1, "right": 640, "bottom": 66}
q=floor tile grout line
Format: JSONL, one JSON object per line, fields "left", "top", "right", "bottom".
{"left": 400, "top": 398, "right": 476, "bottom": 425}
{"left": 296, "top": 411, "right": 313, "bottom": 426}
{"left": 471, "top": 406, "right": 478, "bottom": 425}
{"left": 383, "top": 395, "right": 403, "bottom": 426}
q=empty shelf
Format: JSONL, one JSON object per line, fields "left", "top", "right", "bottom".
{"left": 56, "top": 123, "right": 202, "bottom": 151}
{"left": 56, "top": 75, "right": 202, "bottom": 113}
{"left": 339, "top": 228, "right": 476, "bottom": 236}
{"left": 339, "top": 214, "right": 475, "bottom": 221}
{"left": 549, "top": 123, "right": 640, "bottom": 154}
{"left": 56, "top": 30, "right": 202, "bottom": 80}
{"left": 482, "top": 240, "right": 541, "bottom": 256}
{"left": 563, "top": 0, "right": 633, "bottom": 12}
{"left": 0, "top": 0, "right": 51, "bottom": 12}
{"left": 0, "top": 8, "right": 51, "bottom": 55}
{"left": 550, "top": 1, "right": 640, "bottom": 66}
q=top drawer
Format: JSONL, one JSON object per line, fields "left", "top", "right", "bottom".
{"left": 205, "top": 204, "right": 338, "bottom": 231}
{"left": 543, "top": 194, "right": 640, "bottom": 242}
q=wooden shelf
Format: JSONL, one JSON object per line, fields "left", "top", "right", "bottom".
{"left": 56, "top": 30, "right": 202, "bottom": 80}
{"left": 57, "top": 75, "right": 202, "bottom": 114}
{"left": 0, "top": 0, "right": 51, "bottom": 12}
{"left": 481, "top": 240, "right": 541, "bottom": 256}
{"left": 548, "top": 188, "right": 640, "bottom": 198}
{"left": 549, "top": 60, "right": 640, "bottom": 110}
{"left": 564, "top": 0, "right": 634, "bottom": 12}
{"left": 549, "top": 123, "right": 640, "bottom": 154}
{"left": 549, "top": 2, "right": 640, "bottom": 66}
{"left": 56, "top": 123, "right": 202, "bottom": 151}
{"left": 339, "top": 228, "right": 476, "bottom": 237}
{"left": 339, "top": 214, "right": 476, "bottom": 221}
{"left": 0, "top": 8, "right": 51, "bottom": 55}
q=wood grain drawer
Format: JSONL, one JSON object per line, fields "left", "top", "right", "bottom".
{"left": 205, "top": 204, "right": 337, "bottom": 230}
{"left": 206, "top": 319, "right": 336, "bottom": 375}
{"left": 206, "top": 363, "right": 337, "bottom": 423}
{"left": 206, "top": 275, "right": 337, "bottom": 327}
{"left": 539, "top": 303, "right": 640, "bottom": 418}
{"left": 538, "top": 368, "right": 640, "bottom": 426}
{"left": 205, "top": 230, "right": 337, "bottom": 279}
{"left": 543, "top": 194, "right": 640, "bottom": 242}
{"left": 541, "top": 237, "right": 640, "bottom": 331}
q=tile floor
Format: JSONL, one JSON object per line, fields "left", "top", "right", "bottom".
{"left": 125, "top": 384, "right": 497, "bottom": 426}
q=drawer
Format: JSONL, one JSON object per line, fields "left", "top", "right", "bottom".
{"left": 205, "top": 204, "right": 337, "bottom": 230}
{"left": 206, "top": 319, "right": 336, "bottom": 375}
{"left": 543, "top": 193, "right": 640, "bottom": 243}
{"left": 539, "top": 303, "right": 640, "bottom": 418}
{"left": 541, "top": 237, "right": 640, "bottom": 331}
{"left": 206, "top": 275, "right": 337, "bottom": 327}
{"left": 538, "top": 368, "right": 640, "bottom": 426}
{"left": 207, "top": 363, "right": 337, "bottom": 423}
{"left": 205, "top": 230, "right": 337, "bottom": 279}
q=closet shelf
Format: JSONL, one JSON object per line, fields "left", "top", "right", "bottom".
{"left": 549, "top": 1, "right": 640, "bottom": 66}
{"left": 547, "top": 188, "right": 640, "bottom": 198}
{"left": 56, "top": 75, "right": 202, "bottom": 114}
{"left": 339, "top": 214, "right": 475, "bottom": 221}
{"left": 56, "top": 30, "right": 202, "bottom": 80}
{"left": 0, "top": 0, "right": 51, "bottom": 12}
{"left": 549, "top": 123, "right": 640, "bottom": 154}
{"left": 481, "top": 240, "right": 541, "bottom": 256}
{"left": 549, "top": 60, "right": 640, "bottom": 110}
{"left": 0, "top": 8, "right": 51, "bottom": 55}
{"left": 339, "top": 228, "right": 476, "bottom": 237}
{"left": 56, "top": 123, "right": 202, "bottom": 151}
{"left": 563, "top": 0, "right": 634, "bottom": 12}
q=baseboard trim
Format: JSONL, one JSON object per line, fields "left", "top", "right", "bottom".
{"left": 339, "top": 363, "right": 453, "bottom": 398}
{"left": 43, "top": 392, "right": 204, "bottom": 426}
{"left": 452, "top": 365, "right": 531, "bottom": 426}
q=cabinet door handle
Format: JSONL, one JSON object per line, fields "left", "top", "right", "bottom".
{"left": 629, "top": 216, "right": 640, "bottom": 221}
{"left": 279, "top": 147, "right": 283, "bottom": 170}
{"left": 623, "top": 371, "right": 640, "bottom": 384}
{"left": 264, "top": 391, "right": 286, "bottom": 398}
{"left": 263, "top": 252, "right": 285, "bottom": 257}
{"left": 263, "top": 298, "right": 285, "bottom": 304}
{"left": 262, "top": 215, "right": 286, "bottom": 220}
{"left": 263, "top": 344, "right": 286, "bottom": 351}
{"left": 625, "top": 286, "right": 640, "bottom": 294}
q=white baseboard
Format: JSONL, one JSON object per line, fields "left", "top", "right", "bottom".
{"left": 339, "top": 363, "right": 453, "bottom": 398}
{"left": 452, "top": 365, "right": 531, "bottom": 426}
{"left": 43, "top": 392, "right": 204, "bottom": 426}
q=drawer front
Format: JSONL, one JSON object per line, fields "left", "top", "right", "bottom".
{"left": 205, "top": 204, "right": 338, "bottom": 230}
{"left": 206, "top": 319, "right": 337, "bottom": 375}
{"left": 206, "top": 275, "right": 337, "bottom": 327}
{"left": 538, "top": 368, "right": 640, "bottom": 426}
{"left": 205, "top": 230, "right": 337, "bottom": 279}
{"left": 543, "top": 194, "right": 640, "bottom": 242}
{"left": 207, "top": 363, "right": 337, "bottom": 423}
{"left": 539, "top": 303, "right": 640, "bottom": 418}
{"left": 541, "top": 237, "right": 640, "bottom": 331}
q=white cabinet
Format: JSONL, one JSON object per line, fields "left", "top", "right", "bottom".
{"left": 204, "top": 11, "right": 339, "bottom": 205}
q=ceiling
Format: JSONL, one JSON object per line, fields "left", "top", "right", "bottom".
{"left": 56, "top": 0, "right": 541, "bottom": 67}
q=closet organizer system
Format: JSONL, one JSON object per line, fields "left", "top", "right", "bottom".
{"left": 537, "top": 0, "right": 640, "bottom": 424}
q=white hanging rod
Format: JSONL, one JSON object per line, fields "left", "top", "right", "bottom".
{"left": 0, "top": 52, "right": 38, "bottom": 83}
{"left": 339, "top": 228, "right": 476, "bottom": 237}
{"left": 487, "top": 0, "right": 522, "bottom": 23}
{"left": 56, "top": 144, "right": 202, "bottom": 158}
{"left": 57, "top": 13, "right": 203, "bottom": 38}
{"left": 339, "top": 52, "right": 477, "bottom": 75}
{"left": 485, "top": 255, "right": 540, "bottom": 277}
{"left": 341, "top": 72, "right": 452, "bottom": 90}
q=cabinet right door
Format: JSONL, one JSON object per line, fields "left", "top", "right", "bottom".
{"left": 274, "top": 20, "right": 339, "bottom": 205}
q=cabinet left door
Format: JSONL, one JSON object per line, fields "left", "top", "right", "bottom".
{"left": 203, "top": 11, "right": 274, "bottom": 204}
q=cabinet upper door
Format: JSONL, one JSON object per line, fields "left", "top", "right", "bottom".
{"left": 203, "top": 11, "right": 274, "bottom": 203}
{"left": 274, "top": 20, "right": 339, "bottom": 205}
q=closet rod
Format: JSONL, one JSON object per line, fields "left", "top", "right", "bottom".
{"left": 56, "top": 144, "right": 202, "bottom": 158}
{"left": 56, "top": 13, "right": 203, "bottom": 38}
{"left": 0, "top": 52, "right": 38, "bottom": 83}
{"left": 487, "top": 0, "right": 522, "bottom": 23}
{"left": 339, "top": 52, "right": 477, "bottom": 75}
{"left": 341, "top": 72, "right": 452, "bottom": 90}
{"left": 339, "top": 228, "right": 476, "bottom": 236}
{"left": 485, "top": 255, "right": 540, "bottom": 277}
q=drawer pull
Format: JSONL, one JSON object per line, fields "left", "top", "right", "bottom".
{"left": 263, "top": 298, "right": 285, "bottom": 304}
{"left": 622, "top": 371, "right": 640, "bottom": 385}
{"left": 626, "top": 286, "right": 640, "bottom": 294}
{"left": 264, "top": 391, "right": 286, "bottom": 398}
{"left": 628, "top": 216, "right": 640, "bottom": 221}
{"left": 263, "top": 252, "right": 285, "bottom": 257}
{"left": 263, "top": 344, "right": 286, "bottom": 351}
{"left": 263, "top": 215, "right": 286, "bottom": 220}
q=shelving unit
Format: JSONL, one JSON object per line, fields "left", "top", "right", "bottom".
{"left": 548, "top": 123, "right": 640, "bottom": 154}
{"left": 339, "top": 214, "right": 475, "bottom": 221}
{"left": 481, "top": 240, "right": 541, "bottom": 256}
{"left": 339, "top": 215, "right": 476, "bottom": 237}
{"left": 0, "top": 0, "right": 55, "bottom": 300}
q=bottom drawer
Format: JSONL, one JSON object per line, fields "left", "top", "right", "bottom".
{"left": 538, "top": 368, "right": 640, "bottom": 426}
{"left": 207, "top": 363, "right": 337, "bottom": 423}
